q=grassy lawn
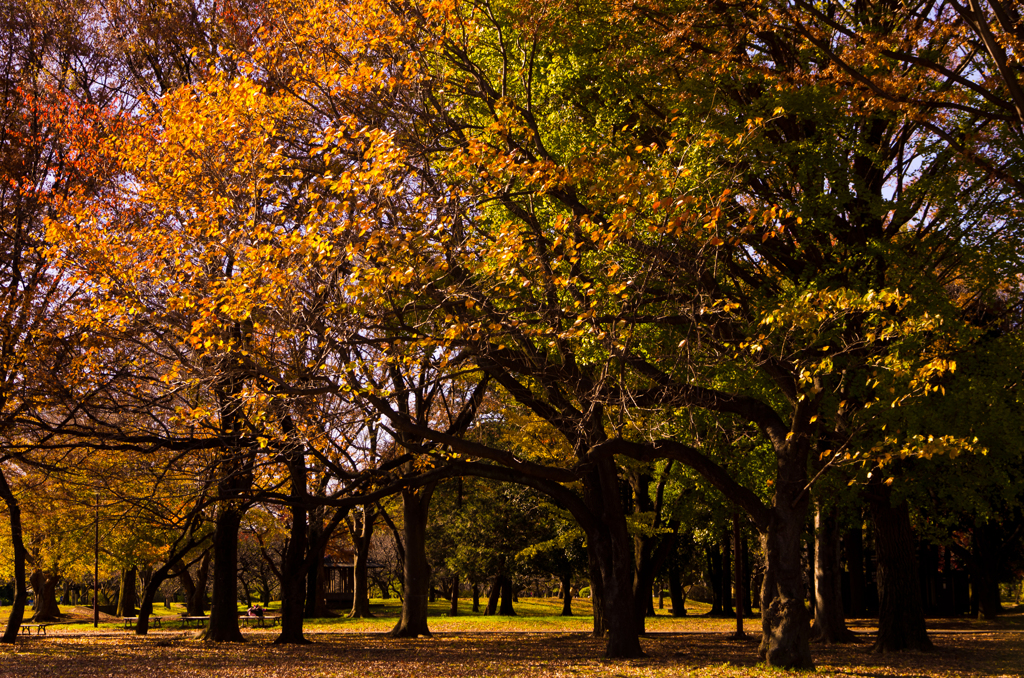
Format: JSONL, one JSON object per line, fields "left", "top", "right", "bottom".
{"left": 0, "top": 598, "right": 1021, "bottom": 677}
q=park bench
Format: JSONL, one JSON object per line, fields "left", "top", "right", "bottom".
{"left": 19, "top": 623, "right": 50, "bottom": 635}
{"left": 180, "top": 616, "right": 209, "bottom": 628}
{"left": 122, "top": 616, "right": 172, "bottom": 630}
{"left": 238, "top": 613, "right": 281, "bottom": 628}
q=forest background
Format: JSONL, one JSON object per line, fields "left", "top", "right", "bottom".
{"left": 2, "top": 0, "right": 1024, "bottom": 672}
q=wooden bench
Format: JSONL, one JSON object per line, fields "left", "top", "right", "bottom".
{"left": 122, "top": 616, "right": 171, "bottom": 630}
{"left": 180, "top": 616, "right": 209, "bottom": 628}
{"left": 238, "top": 614, "right": 281, "bottom": 628}
{"left": 19, "top": 623, "right": 49, "bottom": 635}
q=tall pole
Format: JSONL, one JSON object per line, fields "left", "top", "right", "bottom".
{"left": 94, "top": 490, "right": 99, "bottom": 628}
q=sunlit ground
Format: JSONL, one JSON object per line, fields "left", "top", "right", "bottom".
{"left": 1, "top": 598, "right": 1022, "bottom": 677}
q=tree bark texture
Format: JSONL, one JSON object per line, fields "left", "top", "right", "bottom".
{"left": 668, "top": 555, "right": 687, "bottom": 617}
{"left": 137, "top": 554, "right": 197, "bottom": 636}
{"left": 972, "top": 524, "right": 1002, "bottom": 620}
{"left": 843, "top": 525, "right": 866, "bottom": 617}
{"left": 757, "top": 452, "right": 814, "bottom": 669}
{"left": 869, "top": 488, "right": 932, "bottom": 652}
{"left": 484, "top": 578, "right": 500, "bottom": 616}
{"left": 0, "top": 470, "right": 28, "bottom": 643}
{"left": 29, "top": 569, "right": 60, "bottom": 622}
{"left": 349, "top": 507, "right": 375, "bottom": 618}
{"left": 448, "top": 575, "right": 459, "bottom": 617}
{"left": 810, "top": 501, "right": 855, "bottom": 643}
{"left": 583, "top": 456, "right": 644, "bottom": 658}
{"left": 390, "top": 482, "right": 435, "bottom": 638}
{"left": 498, "top": 575, "right": 516, "bottom": 616}
{"left": 588, "top": 555, "right": 605, "bottom": 636}
{"left": 203, "top": 507, "right": 245, "bottom": 642}
{"left": 276, "top": 442, "right": 310, "bottom": 644}
{"left": 303, "top": 517, "right": 330, "bottom": 618}
{"left": 116, "top": 566, "right": 137, "bottom": 618}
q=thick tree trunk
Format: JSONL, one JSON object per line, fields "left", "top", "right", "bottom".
{"left": 203, "top": 507, "right": 245, "bottom": 642}
{"left": 708, "top": 543, "right": 725, "bottom": 615}
{"left": 29, "top": 569, "right": 60, "bottom": 621}
{"left": 810, "top": 502, "right": 855, "bottom": 643}
{"left": 303, "top": 540, "right": 322, "bottom": 618}
{"left": 843, "top": 525, "right": 866, "bottom": 617}
{"left": 869, "top": 488, "right": 932, "bottom": 652}
{"left": 448, "top": 575, "right": 459, "bottom": 617}
{"left": 350, "top": 508, "right": 375, "bottom": 618}
{"left": 498, "top": 575, "right": 516, "bottom": 616}
{"left": 136, "top": 556, "right": 190, "bottom": 636}
{"left": 584, "top": 456, "right": 644, "bottom": 658}
{"left": 472, "top": 583, "right": 480, "bottom": 612}
{"left": 390, "top": 483, "right": 435, "bottom": 637}
{"left": 757, "top": 459, "right": 814, "bottom": 669}
{"left": 0, "top": 470, "right": 28, "bottom": 643}
{"left": 116, "top": 566, "right": 137, "bottom": 618}
{"left": 560, "top": 573, "right": 573, "bottom": 616}
{"left": 191, "top": 551, "right": 211, "bottom": 615}
{"left": 668, "top": 555, "right": 687, "bottom": 617}
{"left": 588, "top": 555, "right": 606, "bottom": 636}
{"left": 484, "top": 575, "right": 500, "bottom": 615}
{"left": 973, "top": 525, "right": 1002, "bottom": 620}
{"left": 633, "top": 532, "right": 674, "bottom": 632}
{"left": 276, "top": 443, "right": 310, "bottom": 644}
{"left": 721, "top": 532, "right": 734, "bottom": 618}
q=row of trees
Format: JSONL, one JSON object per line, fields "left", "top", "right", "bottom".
{"left": 2, "top": 0, "right": 1024, "bottom": 669}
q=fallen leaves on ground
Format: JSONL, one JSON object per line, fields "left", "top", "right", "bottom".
{"left": 0, "top": 630, "right": 1021, "bottom": 677}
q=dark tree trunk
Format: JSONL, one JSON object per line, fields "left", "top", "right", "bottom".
{"left": 668, "top": 555, "right": 687, "bottom": 617}
{"left": 807, "top": 530, "right": 816, "bottom": 613}
{"left": 116, "top": 566, "right": 137, "bottom": 618}
{"left": 588, "top": 554, "right": 606, "bottom": 636}
{"left": 203, "top": 507, "right": 245, "bottom": 642}
{"left": 498, "top": 575, "right": 516, "bottom": 616}
{"left": 757, "top": 453, "right": 814, "bottom": 669}
{"left": 742, "top": 533, "right": 754, "bottom": 615}
{"left": 472, "top": 583, "right": 480, "bottom": 612}
{"left": 843, "top": 525, "right": 866, "bottom": 617}
{"left": 448, "top": 575, "right": 459, "bottom": 616}
{"left": 810, "top": 501, "right": 855, "bottom": 643}
{"left": 303, "top": 545, "right": 321, "bottom": 618}
{"left": 633, "top": 531, "right": 675, "bottom": 632}
{"left": 29, "top": 569, "right": 60, "bottom": 621}
{"left": 708, "top": 543, "right": 724, "bottom": 615}
{"left": 137, "top": 554, "right": 196, "bottom": 636}
{"left": 303, "top": 515, "right": 332, "bottom": 619}
{"left": 941, "top": 547, "right": 954, "bottom": 616}
{"left": 869, "top": 487, "right": 932, "bottom": 652}
{"left": 972, "top": 525, "right": 1002, "bottom": 620}
{"left": 189, "top": 551, "right": 211, "bottom": 615}
{"left": 0, "top": 470, "right": 28, "bottom": 643}
{"left": 732, "top": 516, "right": 747, "bottom": 639}
{"left": 560, "top": 573, "right": 573, "bottom": 616}
{"left": 350, "top": 507, "right": 375, "bottom": 619}
{"left": 484, "top": 576, "right": 500, "bottom": 615}
{"left": 390, "top": 482, "right": 435, "bottom": 637}
{"left": 276, "top": 438, "right": 311, "bottom": 644}
{"left": 138, "top": 568, "right": 152, "bottom": 613}
{"left": 583, "top": 456, "right": 644, "bottom": 658}
{"left": 721, "top": 531, "right": 734, "bottom": 618}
